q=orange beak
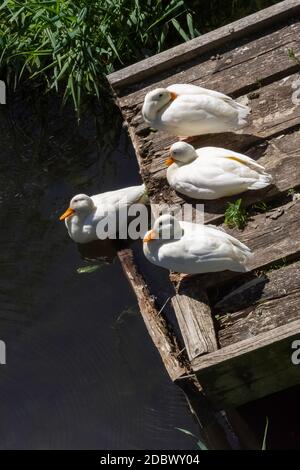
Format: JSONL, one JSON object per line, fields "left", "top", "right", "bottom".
{"left": 165, "top": 156, "right": 174, "bottom": 166}
{"left": 143, "top": 230, "right": 156, "bottom": 243}
{"left": 170, "top": 91, "right": 177, "bottom": 101}
{"left": 59, "top": 207, "right": 75, "bottom": 221}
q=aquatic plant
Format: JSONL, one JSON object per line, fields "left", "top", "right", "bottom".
{"left": 261, "top": 417, "right": 269, "bottom": 450}
{"left": 176, "top": 427, "right": 208, "bottom": 450}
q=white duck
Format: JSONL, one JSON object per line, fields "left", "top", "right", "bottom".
{"left": 166, "top": 142, "right": 272, "bottom": 200}
{"left": 60, "top": 184, "right": 146, "bottom": 243}
{"left": 142, "top": 83, "right": 250, "bottom": 137}
{"left": 143, "top": 214, "right": 252, "bottom": 274}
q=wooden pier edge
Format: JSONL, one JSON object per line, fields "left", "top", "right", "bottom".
{"left": 171, "top": 283, "right": 218, "bottom": 360}
{"left": 192, "top": 318, "right": 300, "bottom": 409}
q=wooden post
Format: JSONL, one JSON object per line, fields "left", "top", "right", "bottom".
{"left": 171, "top": 279, "right": 218, "bottom": 361}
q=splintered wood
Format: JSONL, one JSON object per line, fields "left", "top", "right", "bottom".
{"left": 108, "top": 0, "right": 300, "bottom": 409}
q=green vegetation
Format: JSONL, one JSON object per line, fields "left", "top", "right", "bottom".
{"left": 224, "top": 198, "right": 249, "bottom": 230}
{"left": 266, "top": 257, "right": 287, "bottom": 272}
{"left": 176, "top": 427, "right": 208, "bottom": 450}
{"left": 261, "top": 417, "right": 269, "bottom": 450}
{"left": 0, "top": 0, "right": 280, "bottom": 115}
{"left": 251, "top": 201, "right": 269, "bottom": 213}
{"left": 254, "top": 257, "right": 288, "bottom": 277}
{"left": 0, "top": 0, "right": 197, "bottom": 115}
{"left": 287, "top": 47, "right": 300, "bottom": 65}
{"left": 76, "top": 264, "right": 105, "bottom": 274}
{"left": 177, "top": 416, "right": 270, "bottom": 450}
{"left": 188, "top": 0, "right": 279, "bottom": 33}
{"left": 224, "top": 197, "right": 271, "bottom": 230}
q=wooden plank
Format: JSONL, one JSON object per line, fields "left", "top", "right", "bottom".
{"left": 193, "top": 317, "right": 300, "bottom": 368}
{"left": 215, "top": 261, "right": 300, "bottom": 347}
{"left": 117, "top": 248, "right": 186, "bottom": 381}
{"left": 108, "top": 0, "right": 300, "bottom": 88}
{"left": 116, "top": 19, "right": 300, "bottom": 106}
{"left": 192, "top": 318, "right": 300, "bottom": 409}
{"left": 215, "top": 260, "right": 300, "bottom": 314}
{"left": 226, "top": 200, "right": 300, "bottom": 270}
{"left": 197, "top": 198, "right": 300, "bottom": 289}
{"left": 171, "top": 280, "right": 218, "bottom": 361}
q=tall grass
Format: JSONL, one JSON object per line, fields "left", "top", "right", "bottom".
{"left": 188, "top": 0, "right": 280, "bottom": 33}
{"left": 0, "top": 0, "right": 198, "bottom": 115}
{"left": 0, "top": 0, "right": 279, "bottom": 115}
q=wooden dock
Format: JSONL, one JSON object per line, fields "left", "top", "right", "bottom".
{"left": 108, "top": 0, "right": 300, "bottom": 448}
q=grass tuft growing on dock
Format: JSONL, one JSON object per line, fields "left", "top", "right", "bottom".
{"left": 224, "top": 198, "right": 249, "bottom": 230}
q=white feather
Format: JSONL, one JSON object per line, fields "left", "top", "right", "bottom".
{"left": 142, "top": 83, "right": 250, "bottom": 136}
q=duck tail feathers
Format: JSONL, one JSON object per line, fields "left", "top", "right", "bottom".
{"left": 227, "top": 99, "right": 250, "bottom": 127}
{"left": 237, "top": 104, "right": 251, "bottom": 127}
{"left": 249, "top": 173, "right": 273, "bottom": 190}
{"left": 235, "top": 247, "right": 253, "bottom": 271}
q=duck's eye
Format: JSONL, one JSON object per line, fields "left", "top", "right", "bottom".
{"left": 158, "top": 93, "right": 163, "bottom": 98}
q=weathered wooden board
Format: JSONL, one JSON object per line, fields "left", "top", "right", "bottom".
{"left": 109, "top": 0, "right": 300, "bottom": 89}
{"left": 171, "top": 281, "right": 218, "bottom": 361}
{"left": 215, "top": 260, "right": 300, "bottom": 347}
{"left": 191, "top": 198, "right": 300, "bottom": 290}
{"left": 117, "top": 20, "right": 300, "bottom": 104}
{"left": 192, "top": 318, "right": 300, "bottom": 409}
{"left": 223, "top": 199, "right": 300, "bottom": 268}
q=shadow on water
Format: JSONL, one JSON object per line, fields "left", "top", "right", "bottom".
{"left": 0, "top": 88, "right": 198, "bottom": 449}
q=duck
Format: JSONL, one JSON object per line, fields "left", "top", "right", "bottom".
{"left": 165, "top": 142, "right": 272, "bottom": 200}
{"left": 142, "top": 83, "right": 250, "bottom": 138}
{"left": 59, "top": 184, "right": 146, "bottom": 243}
{"left": 143, "top": 214, "right": 252, "bottom": 274}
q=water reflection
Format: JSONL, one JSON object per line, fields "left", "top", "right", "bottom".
{"left": 0, "top": 90, "right": 198, "bottom": 449}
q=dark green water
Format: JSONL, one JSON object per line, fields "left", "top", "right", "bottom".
{"left": 0, "top": 90, "right": 198, "bottom": 449}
